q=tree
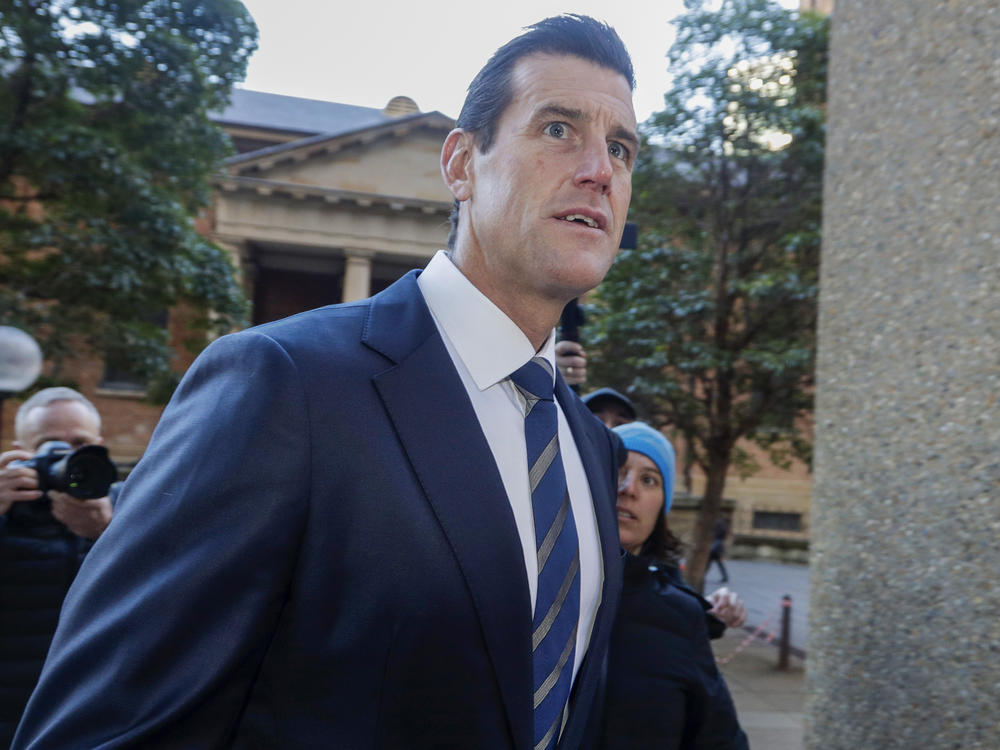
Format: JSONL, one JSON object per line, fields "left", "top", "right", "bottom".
{"left": 589, "top": 0, "right": 829, "bottom": 592}
{"left": 0, "top": 0, "right": 257, "bottom": 395}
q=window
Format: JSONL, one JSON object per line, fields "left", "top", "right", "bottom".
{"left": 752, "top": 511, "right": 803, "bottom": 532}
{"left": 98, "top": 309, "right": 169, "bottom": 394}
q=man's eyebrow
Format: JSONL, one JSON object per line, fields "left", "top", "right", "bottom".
{"left": 532, "top": 104, "right": 588, "bottom": 125}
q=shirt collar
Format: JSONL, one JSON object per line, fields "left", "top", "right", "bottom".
{"left": 417, "top": 250, "right": 557, "bottom": 390}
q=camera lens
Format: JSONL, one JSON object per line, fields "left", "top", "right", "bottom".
{"left": 48, "top": 445, "right": 118, "bottom": 499}
{"left": 64, "top": 452, "right": 118, "bottom": 498}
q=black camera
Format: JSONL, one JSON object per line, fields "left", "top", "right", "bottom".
{"left": 10, "top": 440, "right": 118, "bottom": 500}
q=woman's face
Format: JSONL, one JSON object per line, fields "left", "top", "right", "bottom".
{"left": 616, "top": 450, "right": 665, "bottom": 555}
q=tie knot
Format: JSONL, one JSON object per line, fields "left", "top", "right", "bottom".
{"left": 510, "top": 357, "right": 555, "bottom": 404}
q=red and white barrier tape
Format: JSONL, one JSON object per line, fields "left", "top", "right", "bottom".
{"left": 715, "top": 604, "right": 782, "bottom": 666}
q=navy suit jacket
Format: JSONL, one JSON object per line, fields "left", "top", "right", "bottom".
{"left": 13, "top": 271, "right": 624, "bottom": 750}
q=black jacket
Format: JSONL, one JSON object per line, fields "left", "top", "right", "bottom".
{"left": 0, "top": 501, "right": 94, "bottom": 747}
{"left": 597, "top": 554, "right": 749, "bottom": 750}
{"left": 658, "top": 563, "right": 727, "bottom": 640}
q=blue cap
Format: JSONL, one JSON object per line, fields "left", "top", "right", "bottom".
{"left": 581, "top": 387, "right": 636, "bottom": 420}
{"left": 613, "top": 421, "right": 676, "bottom": 514}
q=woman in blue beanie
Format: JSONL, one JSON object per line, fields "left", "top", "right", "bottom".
{"left": 613, "top": 421, "right": 679, "bottom": 561}
{"left": 596, "top": 421, "right": 748, "bottom": 750}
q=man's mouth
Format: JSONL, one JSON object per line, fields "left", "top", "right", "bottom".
{"left": 557, "top": 213, "right": 601, "bottom": 230}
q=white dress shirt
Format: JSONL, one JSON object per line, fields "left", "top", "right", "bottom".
{"left": 416, "top": 250, "right": 603, "bottom": 685}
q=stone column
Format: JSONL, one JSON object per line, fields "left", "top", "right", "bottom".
{"left": 807, "top": 2, "right": 999, "bottom": 749}
{"left": 342, "top": 249, "right": 375, "bottom": 302}
{"left": 213, "top": 236, "right": 253, "bottom": 298}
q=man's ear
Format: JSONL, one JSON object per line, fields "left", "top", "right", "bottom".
{"left": 441, "top": 129, "right": 475, "bottom": 202}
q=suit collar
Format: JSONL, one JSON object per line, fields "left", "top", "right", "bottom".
{"left": 361, "top": 269, "right": 434, "bottom": 364}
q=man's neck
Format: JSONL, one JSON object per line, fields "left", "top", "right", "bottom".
{"left": 446, "top": 250, "right": 565, "bottom": 352}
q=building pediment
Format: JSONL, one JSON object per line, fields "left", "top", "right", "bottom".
{"left": 221, "top": 112, "right": 455, "bottom": 204}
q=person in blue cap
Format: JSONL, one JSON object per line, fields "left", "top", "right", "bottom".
{"left": 580, "top": 387, "right": 636, "bottom": 428}
{"left": 594, "top": 421, "right": 749, "bottom": 750}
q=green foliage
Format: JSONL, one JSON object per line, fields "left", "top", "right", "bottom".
{"left": 0, "top": 0, "right": 257, "bottom": 397}
{"left": 590, "top": 0, "right": 828, "bottom": 479}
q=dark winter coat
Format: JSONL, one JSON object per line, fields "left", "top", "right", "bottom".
{"left": 597, "top": 554, "right": 749, "bottom": 750}
{"left": 0, "top": 501, "right": 94, "bottom": 747}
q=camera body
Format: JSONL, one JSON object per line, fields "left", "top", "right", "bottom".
{"left": 10, "top": 440, "right": 117, "bottom": 500}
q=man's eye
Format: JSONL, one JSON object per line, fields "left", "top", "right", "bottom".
{"left": 608, "top": 141, "right": 629, "bottom": 161}
{"left": 544, "top": 122, "right": 568, "bottom": 139}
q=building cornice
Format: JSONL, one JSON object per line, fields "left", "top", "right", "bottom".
{"left": 213, "top": 174, "right": 452, "bottom": 216}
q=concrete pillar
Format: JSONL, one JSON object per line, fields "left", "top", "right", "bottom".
{"left": 807, "top": 2, "right": 1000, "bottom": 749}
{"left": 342, "top": 249, "right": 375, "bottom": 302}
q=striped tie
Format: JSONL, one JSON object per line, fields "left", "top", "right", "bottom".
{"left": 509, "top": 357, "right": 580, "bottom": 750}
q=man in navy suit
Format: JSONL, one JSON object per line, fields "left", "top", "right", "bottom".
{"left": 14, "top": 15, "right": 639, "bottom": 750}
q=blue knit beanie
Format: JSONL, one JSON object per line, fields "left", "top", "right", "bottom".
{"left": 613, "top": 421, "right": 676, "bottom": 514}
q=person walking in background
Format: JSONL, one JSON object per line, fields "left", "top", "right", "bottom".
{"left": 709, "top": 516, "right": 730, "bottom": 584}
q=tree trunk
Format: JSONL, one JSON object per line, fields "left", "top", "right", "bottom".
{"left": 685, "top": 450, "right": 730, "bottom": 594}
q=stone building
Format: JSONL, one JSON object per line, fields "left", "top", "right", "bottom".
{"left": 1, "top": 89, "right": 454, "bottom": 467}
{"left": 209, "top": 89, "right": 455, "bottom": 321}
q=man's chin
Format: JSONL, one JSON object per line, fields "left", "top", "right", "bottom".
{"left": 545, "top": 278, "right": 598, "bottom": 305}
{"left": 552, "top": 258, "right": 616, "bottom": 299}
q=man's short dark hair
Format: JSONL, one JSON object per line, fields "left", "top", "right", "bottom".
{"left": 447, "top": 14, "right": 635, "bottom": 248}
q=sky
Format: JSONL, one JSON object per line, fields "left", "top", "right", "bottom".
{"left": 238, "top": 0, "right": 799, "bottom": 125}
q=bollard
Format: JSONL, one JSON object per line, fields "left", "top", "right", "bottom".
{"left": 778, "top": 595, "right": 792, "bottom": 671}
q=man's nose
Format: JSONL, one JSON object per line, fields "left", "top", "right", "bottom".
{"left": 574, "top": 138, "right": 613, "bottom": 194}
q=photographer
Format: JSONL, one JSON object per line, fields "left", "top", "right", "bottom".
{"left": 0, "top": 387, "right": 115, "bottom": 746}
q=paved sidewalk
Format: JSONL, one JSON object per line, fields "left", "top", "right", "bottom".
{"left": 713, "top": 626, "right": 806, "bottom": 750}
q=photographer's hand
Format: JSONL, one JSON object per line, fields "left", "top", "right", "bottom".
{"left": 48, "top": 491, "right": 113, "bottom": 540}
{"left": 0, "top": 449, "right": 43, "bottom": 515}
{"left": 555, "top": 340, "right": 588, "bottom": 387}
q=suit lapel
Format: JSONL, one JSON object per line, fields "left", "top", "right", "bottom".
{"left": 554, "top": 379, "right": 623, "bottom": 748}
{"left": 365, "top": 273, "right": 534, "bottom": 749}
